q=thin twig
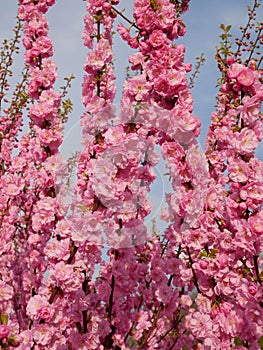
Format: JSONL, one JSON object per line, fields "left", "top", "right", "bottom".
{"left": 111, "top": 6, "right": 140, "bottom": 30}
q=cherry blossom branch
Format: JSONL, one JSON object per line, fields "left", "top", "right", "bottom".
{"left": 0, "top": 17, "right": 22, "bottom": 114}
{"left": 234, "top": 0, "right": 259, "bottom": 56}
{"left": 245, "top": 22, "right": 263, "bottom": 66}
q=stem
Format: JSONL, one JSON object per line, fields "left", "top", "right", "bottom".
{"left": 234, "top": 0, "right": 259, "bottom": 58}
{"left": 187, "top": 247, "right": 201, "bottom": 293}
{"left": 82, "top": 310, "right": 88, "bottom": 333}
{"left": 48, "top": 286, "right": 62, "bottom": 304}
{"left": 257, "top": 55, "right": 263, "bottom": 69}
{"left": 138, "top": 304, "right": 163, "bottom": 350}
{"left": 67, "top": 242, "right": 78, "bottom": 264}
{"left": 96, "top": 20, "right": 101, "bottom": 96}
{"left": 111, "top": 6, "right": 140, "bottom": 30}
{"left": 253, "top": 255, "right": 262, "bottom": 284}
{"left": 245, "top": 24, "right": 263, "bottom": 65}
{"left": 108, "top": 274, "right": 115, "bottom": 320}
{"left": 102, "top": 275, "right": 115, "bottom": 349}
{"left": 0, "top": 18, "right": 22, "bottom": 114}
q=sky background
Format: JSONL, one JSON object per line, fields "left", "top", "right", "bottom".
{"left": 1, "top": 1, "right": 262, "bottom": 234}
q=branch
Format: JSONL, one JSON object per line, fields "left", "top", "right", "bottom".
{"left": 253, "top": 255, "right": 262, "bottom": 284}
{"left": 188, "top": 53, "right": 206, "bottom": 89}
{"left": 111, "top": 6, "right": 140, "bottom": 30}
{"left": 108, "top": 274, "right": 115, "bottom": 320}
{"left": 138, "top": 304, "right": 163, "bottom": 350}
{"left": 187, "top": 247, "right": 201, "bottom": 293}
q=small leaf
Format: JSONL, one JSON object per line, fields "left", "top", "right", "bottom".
{"left": 258, "top": 336, "right": 263, "bottom": 349}
{"left": 234, "top": 337, "right": 243, "bottom": 346}
{"left": 0, "top": 313, "right": 8, "bottom": 325}
{"left": 77, "top": 204, "right": 88, "bottom": 212}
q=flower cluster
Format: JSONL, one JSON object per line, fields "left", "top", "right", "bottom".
{"left": 184, "top": 57, "right": 263, "bottom": 347}
{"left": 0, "top": 1, "right": 262, "bottom": 349}
{"left": 0, "top": 1, "right": 66, "bottom": 348}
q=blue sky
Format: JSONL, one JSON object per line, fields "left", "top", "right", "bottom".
{"left": 1, "top": 1, "right": 262, "bottom": 234}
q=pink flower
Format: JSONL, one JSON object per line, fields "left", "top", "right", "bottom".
{"left": 32, "top": 197, "right": 57, "bottom": 231}
{"left": 248, "top": 285, "right": 257, "bottom": 296}
{"left": 26, "top": 295, "right": 51, "bottom": 321}
{"left": 234, "top": 128, "right": 258, "bottom": 154}
{"left": 134, "top": 311, "right": 151, "bottom": 340}
{"left": 148, "top": 30, "right": 166, "bottom": 48}
{"left": 38, "top": 307, "right": 51, "bottom": 321}
{"left": 117, "top": 22, "right": 131, "bottom": 41}
{"left": 84, "top": 38, "right": 112, "bottom": 73}
{"left": 186, "top": 311, "right": 212, "bottom": 338}
{"left": 237, "top": 67, "right": 255, "bottom": 86}
{"left": 155, "top": 283, "right": 173, "bottom": 303}
{"left": 199, "top": 260, "right": 208, "bottom": 269}
{"left": 0, "top": 325, "right": 9, "bottom": 339}
{"left": 248, "top": 211, "right": 263, "bottom": 234}
{"left": 181, "top": 295, "right": 192, "bottom": 307}
{"left": 228, "top": 158, "right": 249, "bottom": 182}
{"left": 124, "top": 74, "right": 152, "bottom": 101}
{"left": 44, "top": 238, "right": 70, "bottom": 262}
{"left": 227, "top": 63, "right": 244, "bottom": 78}
{"left": 0, "top": 282, "right": 13, "bottom": 301}
{"left": 49, "top": 261, "right": 84, "bottom": 292}
{"left": 228, "top": 63, "right": 256, "bottom": 86}
{"left": 18, "top": 330, "right": 33, "bottom": 349}
{"left": 35, "top": 36, "right": 54, "bottom": 58}
{"left": 240, "top": 182, "right": 263, "bottom": 202}
{"left": 32, "top": 324, "right": 54, "bottom": 346}
{"left": 166, "top": 69, "right": 184, "bottom": 87}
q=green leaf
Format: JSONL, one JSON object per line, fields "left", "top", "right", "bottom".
{"left": 225, "top": 25, "right": 232, "bottom": 32}
{"left": 0, "top": 313, "right": 8, "bottom": 325}
{"left": 77, "top": 204, "right": 88, "bottom": 212}
{"left": 258, "top": 336, "right": 263, "bottom": 349}
{"left": 234, "top": 337, "right": 243, "bottom": 346}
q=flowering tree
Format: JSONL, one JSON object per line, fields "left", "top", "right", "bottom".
{"left": 0, "top": 0, "right": 262, "bottom": 349}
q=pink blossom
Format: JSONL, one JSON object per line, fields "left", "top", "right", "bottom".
{"left": 18, "top": 330, "right": 34, "bottom": 349}
{"left": 186, "top": 311, "right": 212, "bottom": 338}
{"left": 227, "top": 63, "right": 244, "bottom": 79}
{"left": 38, "top": 307, "right": 51, "bottom": 321}
{"left": 44, "top": 238, "right": 70, "bottom": 262}
{"left": 32, "top": 324, "right": 54, "bottom": 346}
{"left": 26, "top": 295, "right": 51, "bottom": 320}
{"left": 134, "top": 311, "right": 152, "bottom": 340}
{"left": 6, "top": 0, "right": 263, "bottom": 348}
{"left": 234, "top": 128, "right": 258, "bottom": 154}
{"left": 35, "top": 36, "right": 54, "bottom": 57}
{"left": 228, "top": 158, "right": 248, "bottom": 182}
{"left": 0, "top": 325, "right": 9, "bottom": 339}
{"left": 240, "top": 182, "right": 263, "bottom": 202}
{"left": 237, "top": 67, "right": 255, "bottom": 86}
{"left": 0, "top": 282, "right": 13, "bottom": 301}
{"left": 248, "top": 211, "right": 263, "bottom": 234}
{"left": 148, "top": 30, "right": 166, "bottom": 48}
{"left": 124, "top": 74, "right": 152, "bottom": 101}
{"left": 117, "top": 22, "right": 131, "bottom": 41}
